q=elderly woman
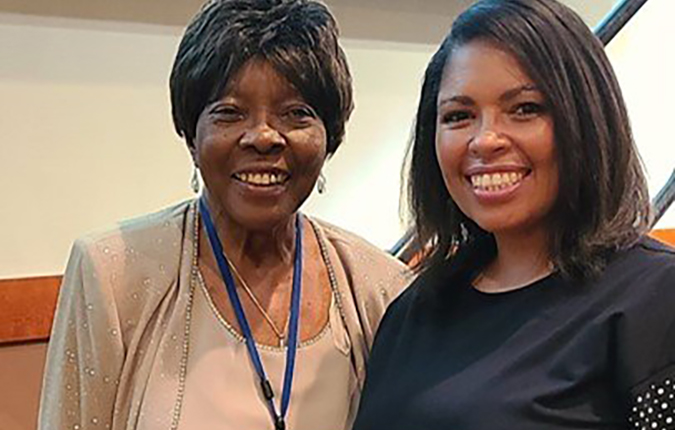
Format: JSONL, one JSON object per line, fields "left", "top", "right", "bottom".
{"left": 352, "top": 0, "right": 675, "bottom": 429}
{"left": 38, "top": 1, "right": 409, "bottom": 429}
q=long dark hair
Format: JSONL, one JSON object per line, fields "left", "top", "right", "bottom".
{"left": 406, "top": 0, "right": 651, "bottom": 280}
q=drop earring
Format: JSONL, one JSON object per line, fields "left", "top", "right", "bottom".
{"left": 191, "top": 166, "right": 200, "bottom": 193}
{"left": 317, "top": 171, "right": 327, "bottom": 194}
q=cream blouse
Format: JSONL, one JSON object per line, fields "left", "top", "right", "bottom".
{"left": 39, "top": 200, "right": 410, "bottom": 430}
{"left": 164, "top": 274, "right": 357, "bottom": 430}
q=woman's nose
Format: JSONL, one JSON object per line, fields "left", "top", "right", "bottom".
{"left": 468, "top": 120, "right": 509, "bottom": 158}
{"left": 239, "top": 120, "right": 286, "bottom": 154}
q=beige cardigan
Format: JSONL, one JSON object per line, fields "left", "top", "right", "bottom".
{"left": 38, "top": 200, "right": 410, "bottom": 430}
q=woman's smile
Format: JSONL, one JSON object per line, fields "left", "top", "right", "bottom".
{"left": 465, "top": 167, "right": 531, "bottom": 203}
{"left": 232, "top": 169, "right": 291, "bottom": 198}
{"left": 192, "top": 59, "right": 327, "bottom": 230}
{"left": 435, "top": 40, "right": 558, "bottom": 237}
{"left": 232, "top": 170, "right": 290, "bottom": 187}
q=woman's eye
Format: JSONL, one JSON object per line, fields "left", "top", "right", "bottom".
{"left": 213, "top": 106, "right": 243, "bottom": 122}
{"left": 287, "top": 105, "right": 317, "bottom": 121}
{"left": 441, "top": 110, "right": 473, "bottom": 127}
{"left": 512, "top": 102, "right": 545, "bottom": 118}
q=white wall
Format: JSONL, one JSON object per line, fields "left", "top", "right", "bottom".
{"left": 0, "top": 16, "right": 190, "bottom": 278}
{"left": 303, "top": 39, "right": 434, "bottom": 250}
{"left": 0, "top": 13, "right": 434, "bottom": 278}
{"left": 604, "top": 0, "right": 675, "bottom": 229}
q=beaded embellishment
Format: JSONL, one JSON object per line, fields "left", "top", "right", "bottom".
{"left": 628, "top": 377, "right": 675, "bottom": 429}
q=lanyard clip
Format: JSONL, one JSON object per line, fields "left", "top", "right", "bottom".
{"left": 261, "top": 378, "right": 275, "bottom": 401}
{"left": 274, "top": 415, "right": 286, "bottom": 430}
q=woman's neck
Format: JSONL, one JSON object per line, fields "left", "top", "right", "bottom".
{"left": 475, "top": 227, "right": 553, "bottom": 293}
{"left": 202, "top": 194, "right": 297, "bottom": 273}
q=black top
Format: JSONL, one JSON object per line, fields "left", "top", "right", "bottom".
{"left": 352, "top": 238, "right": 675, "bottom": 430}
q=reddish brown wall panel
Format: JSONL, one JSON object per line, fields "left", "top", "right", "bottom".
{"left": 0, "top": 341, "right": 48, "bottom": 430}
{"left": 0, "top": 276, "right": 61, "bottom": 344}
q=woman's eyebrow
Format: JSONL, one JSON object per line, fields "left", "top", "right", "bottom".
{"left": 438, "top": 94, "right": 474, "bottom": 108}
{"left": 438, "top": 84, "right": 540, "bottom": 108}
{"left": 499, "top": 84, "right": 540, "bottom": 102}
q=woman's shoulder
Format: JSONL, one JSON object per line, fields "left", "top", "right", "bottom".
{"left": 379, "top": 262, "right": 451, "bottom": 324}
{"left": 74, "top": 199, "right": 193, "bottom": 258}
{"left": 67, "top": 199, "right": 195, "bottom": 304}
{"left": 619, "top": 235, "right": 675, "bottom": 263}
{"left": 309, "top": 216, "right": 410, "bottom": 278}
{"left": 603, "top": 236, "right": 675, "bottom": 296}
{"left": 56, "top": 200, "right": 195, "bottom": 349}
{"left": 597, "top": 237, "right": 675, "bottom": 406}
{"left": 548, "top": 236, "right": 675, "bottom": 319}
{"left": 307, "top": 217, "right": 412, "bottom": 343}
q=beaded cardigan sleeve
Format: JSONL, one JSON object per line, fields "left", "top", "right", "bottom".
{"left": 38, "top": 238, "right": 125, "bottom": 430}
{"left": 38, "top": 202, "right": 195, "bottom": 430}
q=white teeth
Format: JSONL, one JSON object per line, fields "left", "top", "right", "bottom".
{"left": 481, "top": 174, "right": 490, "bottom": 186}
{"left": 235, "top": 172, "right": 288, "bottom": 186}
{"left": 470, "top": 171, "right": 524, "bottom": 191}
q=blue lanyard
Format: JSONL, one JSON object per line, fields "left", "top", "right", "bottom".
{"left": 199, "top": 197, "right": 302, "bottom": 430}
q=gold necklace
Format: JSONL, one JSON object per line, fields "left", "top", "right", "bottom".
{"left": 226, "top": 259, "right": 290, "bottom": 347}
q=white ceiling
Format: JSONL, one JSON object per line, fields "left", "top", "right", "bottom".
{"left": 0, "top": 0, "right": 619, "bottom": 44}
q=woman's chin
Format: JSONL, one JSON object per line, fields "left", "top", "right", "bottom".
{"left": 472, "top": 215, "right": 526, "bottom": 237}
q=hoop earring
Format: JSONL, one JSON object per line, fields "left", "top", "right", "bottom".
{"left": 317, "top": 171, "right": 326, "bottom": 194}
{"left": 191, "top": 166, "right": 200, "bottom": 194}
